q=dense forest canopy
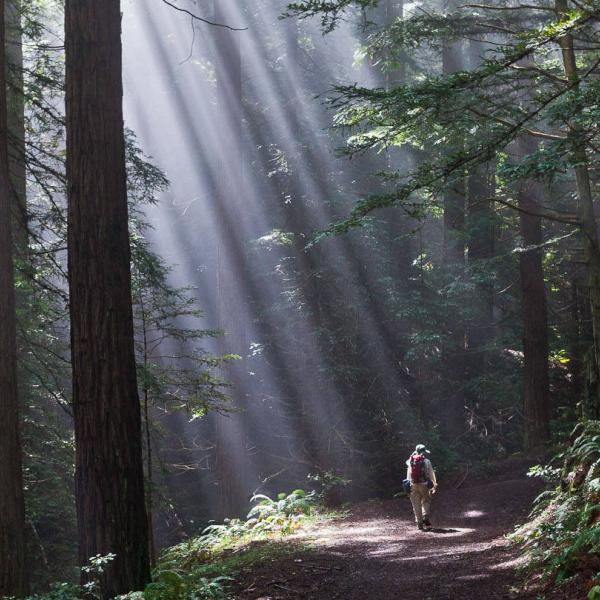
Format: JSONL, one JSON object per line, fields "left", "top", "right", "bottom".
{"left": 2, "top": 0, "right": 600, "bottom": 598}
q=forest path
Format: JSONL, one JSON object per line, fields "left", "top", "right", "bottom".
{"left": 232, "top": 466, "right": 549, "bottom": 599}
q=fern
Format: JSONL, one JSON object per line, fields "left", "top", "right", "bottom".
{"left": 517, "top": 421, "right": 600, "bottom": 593}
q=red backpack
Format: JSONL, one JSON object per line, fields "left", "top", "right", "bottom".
{"left": 409, "top": 453, "right": 427, "bottom": 483}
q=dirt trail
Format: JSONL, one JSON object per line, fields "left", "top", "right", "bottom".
{"left": 233, "top": 469, "right": 552, "bottom": 599}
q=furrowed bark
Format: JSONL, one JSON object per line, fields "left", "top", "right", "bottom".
{"left": 5, "top": 0, "right": 25, "bottom": 247}
{"left": 0, "top": 0, "right": 27, "bottom": 594}
{"left": 465, "top": 39, "right": 495, "bottom": 407}
{"left": 65, "top": 0, "right": 151, "bottom": 594}
{"left": 518, "top": 180, "right": 550, "bottom": 448}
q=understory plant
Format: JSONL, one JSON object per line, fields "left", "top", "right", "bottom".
{"left": 15, "top": 490, "right": 318, "bottom": 600}
{"left": 514, "top": 421, "right": 600, "bottom": 597}
{"left": 132, "top": 489, "right": 320, "bottom": 600}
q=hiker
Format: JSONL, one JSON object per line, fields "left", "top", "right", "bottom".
{"left": 406, "top": 444, "right": 438, "bottom": 530}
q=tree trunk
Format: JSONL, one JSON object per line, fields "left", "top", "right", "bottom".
{"left": 441, "top": 20, "right": 466, "bottom": 440}
{"left": 212, "top": 0, "right": 249, "bottom": 521}
{"left": 465, "top": 40, "right": 495, "bottom": 401}
{"left": 65, "top": 0, "right": 150, "bottom": 595}
{"left": 139, "top": 300, "right": 157, "bottom": 568}
{"left": 0, "top": 0, "right": 27, "bottom": 594}
{"left": 568, "top": 267, "right": 589, "bottom": 410}
{"left": 518, "top": 182, "right": 550, "bottom": 448}
{"left": 465, "top": 165, "right": 495, "bottom": 396}
{"left": 5, "top": 0, "right": 25, "bottom": 247}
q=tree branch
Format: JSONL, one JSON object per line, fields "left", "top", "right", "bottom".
{"left": 460, "top": 3, "right": 555, "bottom": 11}
{"left": 489, "top": 196, "right": 579, "bottom": 225}
{"left": 468, "top": 107, "right": 566, "bottom": 140}
{"left": 160, "top": 0, "right": 247, "bottom": 31}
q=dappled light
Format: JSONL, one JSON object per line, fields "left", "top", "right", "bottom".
{"left": 2, "top": 0, "right": 599, "bottom": 598}
{"left": 121, "top": 0, "right": 391, "bottom": 523}
{"left": 462, "top": 509, "right": 486, "bottom": 518}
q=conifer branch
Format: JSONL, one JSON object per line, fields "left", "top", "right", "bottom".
{"left": 160, "top": 0, "right": 247, "bottom": 31}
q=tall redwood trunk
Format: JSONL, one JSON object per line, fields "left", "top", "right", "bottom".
{"left": 518, "top": 183, "right": 550, "bottom": 448}
{"left": 6, "top": 0, "right": 25, "bottom": 245}
{"left": 65, "top": 0, "right": 150, "bottom": 595}
{"left": 466, "top": 167, "right": 494, "bottom": 346}
{"left": 212, "top": 0, "right": 248, "bottom": 520}
{"left": 465, "top": 39, "right": 495, "bottom": 403}
{"left": 0, "top": 0, "right": 27, "bottom": 594}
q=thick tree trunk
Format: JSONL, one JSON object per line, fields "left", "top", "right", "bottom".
{"left": 465, "top": 40, "right": 495, "bottom": 397}
{"left": 65, "top": 0, "right": 150, "bottom": 595}
{"left": 518, "top": 183, "right": 550, "bottom": 448}
{"left": 0, "top": 0, "right": 27, "bottom": 594}
{"left": 5, "top": 0, "right": 25, "bottom": 246}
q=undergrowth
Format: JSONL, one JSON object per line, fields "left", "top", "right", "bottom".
{"left": 136, "top": 474, "right": 350, "bottom": 600}
{"left": 17, "top": 488, "right": 336, "bottom": 600}
{"left": 136, "top": 488, "right": 332, "bottom": 600}
{"left": 512, "top": 421, "right": 600, "bottom": 599}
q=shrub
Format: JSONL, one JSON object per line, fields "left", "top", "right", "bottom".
{"left": 20, "top": 489, "right": 322, "bottom": 600}
{"left": 515, "top": 421, "right": 600, "bottom": 594}
{"left": 142, "top": 488, "right": 321, "bottom": 600}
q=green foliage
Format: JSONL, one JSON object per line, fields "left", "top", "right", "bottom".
{"left": 156, "top": 488, "right": 319, "bottom": 570}
{"left": 18, "top": 2, "right": 232, "bottom": 585}
{"left": 20, "top": 554, "right": 119, "bottom": 600}
{"left": 285, "top": 0, "right": 377, "bottom": 32}
{"left": 14, "top": 552, "right": 231, "bottom": 600}
{"left": 308, "top": 471, "right": 351, "bottom": 503}
{"left": 528, "top": 464, "right": 561, "bottom": 485}
{"left": 23, "top": 583, "right": 80, "bottom": 600}
{"left": 293, "top": 1, "right": 600, "bottom": 245}
{"left": 201, "top": 489, "right": 318, "bottom": 543}
{"left": 566, "top": 423, "right": 600, "bottom": 467}
{"left": 141, "top": 570, "right": 230, "bottom": 600}
{"left": 515, "top": 422, "right": 600, "bottom": 593}
{"left": 128, "top": 489, "right": 326, "bottom": 600}
{"left": 245, "top": 489, "right": 317, "bottom": 534}
{"left": 18, "top": 0, "right": 600, "bottom": 593}
{"left": 81, "top": 554, "right": 118, "bottom": 600}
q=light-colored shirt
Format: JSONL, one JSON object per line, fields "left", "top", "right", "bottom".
{"left": 406, "top": 455, "right": 437, "bottom": 486}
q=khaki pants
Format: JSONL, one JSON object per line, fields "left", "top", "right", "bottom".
{"left": 410, "top": 483, "right": 432, "bottom": 524}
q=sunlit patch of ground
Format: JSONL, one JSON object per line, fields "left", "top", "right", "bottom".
{"left": 463, "top": 509, "right": 486, "bottom": 518}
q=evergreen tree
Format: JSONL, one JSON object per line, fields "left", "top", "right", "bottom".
{"left": 65, "top": 0, "right": 150, "bottom": 593}
{"left": 287, "top": 0, "right": 600, "bottom": 444}
{"left": 0, "top": 0, "right": 28, "bottom": 594}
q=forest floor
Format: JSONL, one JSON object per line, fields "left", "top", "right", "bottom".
{"left": 227, "top": 460, "right": 580, "bottom": 599}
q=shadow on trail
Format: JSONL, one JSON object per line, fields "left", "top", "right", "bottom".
{"left": 425, "top": 527, "right": 460, "bottom": 534}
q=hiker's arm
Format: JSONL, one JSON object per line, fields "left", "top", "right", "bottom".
{"left": 428, "top": 461, "right": 437, "bottom": 487}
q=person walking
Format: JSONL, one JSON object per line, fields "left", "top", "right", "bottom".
{"left": 406, "top": 444, "right": 438, "bottom": 530}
